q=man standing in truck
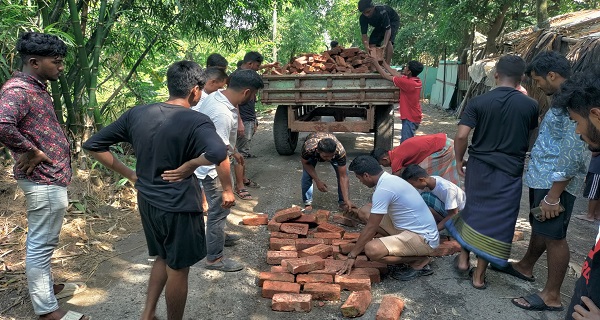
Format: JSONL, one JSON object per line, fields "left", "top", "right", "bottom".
{"left": 358, "top": 0, "right": 400, "bottom": 64}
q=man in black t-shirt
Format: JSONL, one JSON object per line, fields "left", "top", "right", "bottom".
{"left": 358, "top": 0, "right": 400, "bottom": 64}
{"left": 83, "top": 61, "right": 229, "bottom": 320}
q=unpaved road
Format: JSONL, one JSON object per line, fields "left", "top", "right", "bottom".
{"left": 5, "top": 104, "right": 599, "bottom": 320}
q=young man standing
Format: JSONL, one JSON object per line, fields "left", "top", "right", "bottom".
{"left": 193, "top": 67, "right": 228, "bottom": 110}
{"left": 194, "top": 69, "right": 264, "bottom": 272}
{"left": 206, "top": 53, "right": 229, "bottom": 70}
{"left": 0, "top": 32, "right": 89, "bottom": 320}
{"left": 337, "top": 155, "right": 439, "bottom": 280}
{"left": 358, "top": 0, "right": 400, "bottom": 64}
{"left": 300, "top": 132, "right": 353, "bottom": 212}
{"left": 506, "top": 51, "right": 590, "bottom": 312}
{"left": 447, "top": 55, "right": 539, "bottom": 290}
{"left": 368, "top": 57, "right": 423, "bottom": 142}
{"left": 554, "top": 66, "right": 600, "bottom": 320}
{"left": 83, "top": 61, "right": 230, "bottom": 320}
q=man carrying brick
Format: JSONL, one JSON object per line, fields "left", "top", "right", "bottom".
{"left": 338, "top": 155, "right": 439, "bottom": 281}
{"left": 358, "top": 0, "right": 399, "bottom": 64}
{"left": 368, "top": 56, "right": 423, "bottom": 142}
{"left": 194, "top": 69, "right": 264, "bottom": 272}
{"left": 83, "top": 61, "right": 229, "bottom": 320}
{"left": 300, "top": 132, "right": 354, "bottom": 212}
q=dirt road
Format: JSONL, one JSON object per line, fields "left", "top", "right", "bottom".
{"left": 3, "top": 104, "right": 598, "bottom": 320}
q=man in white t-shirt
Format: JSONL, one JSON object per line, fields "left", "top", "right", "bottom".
{"left": 402, "top": 164, "right": 466, "bottom": 231}
{"left": 192, "top": 67, "right": 229, "bottom": 112}
{"left": 338, "top": 155, "right": 439, "bottom": 281}
{"left": 194, "top": 70, "right": 264, "bottom": 272}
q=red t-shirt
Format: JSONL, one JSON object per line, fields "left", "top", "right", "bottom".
{"left": 393, "top": 75, "right": 422, "bottom": 124}
{"left": 389, "top": 133, "right": 447, "bottom": 173}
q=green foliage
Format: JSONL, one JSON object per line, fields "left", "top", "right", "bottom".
{"left": 277, "top": 3, "right": 328, "bottom": 63}
{"left": 323, "top": 0, "right": 363, "bottom": 48}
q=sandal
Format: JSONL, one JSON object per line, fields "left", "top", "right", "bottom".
{"left": 235, "top": 188, "right": 252, "bottom": 200}
{"left": 512, "top": 293, "right": 564, "bottom": 311}
{"left": 468, "top": 268, "right": 487, "bottom": 290}
{"left": 60, "top": 310, "right": 91, "bottom": 320}
{"left": 243, "top": 179, "right": 260, "bottom": 188}
{"left": 54, "top": 282, "right": 87, "bottom": 300}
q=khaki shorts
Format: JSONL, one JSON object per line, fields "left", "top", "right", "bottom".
{"left": 378, "top": 214, "right": 434, "bottom": 257}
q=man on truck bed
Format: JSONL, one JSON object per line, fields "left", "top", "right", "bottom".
{"left": 358, "top": 0, "right": 400, "bottom": 64}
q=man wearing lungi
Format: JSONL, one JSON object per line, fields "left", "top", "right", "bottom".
{"left": 448, "top": 55, "right": 539, "bottom": 290}
{"left": 503, "top": 51, "right": 590, "bottom": 312}
{"left": 371, "top": 133, "right": 461, "bottom": 187}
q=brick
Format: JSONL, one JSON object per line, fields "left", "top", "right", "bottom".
{"left": 356, "top": 255, "right": 368, "bottom": 261}
{"left": 271, "top": 232, "right": 298, "bottom": 239}
{"left": 280, "top": 245, "right": 297, "bottom": 251}
{"left": 268, "top": 219, "right": 282, "bottom": 232}
{"left": 317, "top": 222, "right": 345, "bottom": 236}
{"left": 335, "top": 274, "right": 371, "bottom": 291}
{"left": 272, "top": 293, "right": 312, "bottom": 312}
{"left": 270, "top": 238, "right": 296, "bottom": 251}
{"left": 267, "top": 251, "right": 298, "bottom": 265}
{"left": 332, "top": 245, "right": 340, "bottom": 253}
{"left": 431, "top": 239, "right": 461, "bottom": 257}
{"left": 331, "top": 239, "right": 353, "bottom": 246}
{"left": 351, "top": 268, "right": 381, "bottom": 283}
{"left": 332, "top": 214, "right": 357, "bottom": 227}
{"left": 295, "top": 238, "right": 325, "bottom": 251}
{"left": 513, "top": 230, "right": 524, "bottom": 242}
{"left": 271, "top": 266, "right": 289, "bottom": 273}
{"left": 354, "top": 260, "right": 388, "bottom": 274}
{"left": 262, "top": 280, "right": 301, "bottom": 298}
{"left": 258, "top": 272, "right": 295, "bottom": 286}
{"left": 315, "top": 209, "right": 331, "bottom": 224}
{"left": 274, "top": 207, "right": 303, "bottom": 222}
{"left": 335, "top": 252, "right": 349, "bottom": 261}
{"left": 303, "top": 283, "right": 340, "bottom": 301}
{"left": 291, "top": 214, "right": 317, "bottom": 226}
{"left": 296, "top": 274, "right": 334, "bottom": 285}
{"left": 339, "top": 243, "right": 355, "bottom": 254}
{"left": 343, "top": 233, "right": 361, "bottom": 241}
{"left": 376, "top": 295, "right": 405, "bottom": 320}
{"left": 299, "top": 244, "right": 333, "bottom": 259}
{"left": 341, "top": 290, "right": 372, "bottom": 317}
{"left": 280, "top": 223, "right": 309, "bottom": 236}
{"left": 314, "top": 232, "right": 342, "bottom": 239}
{"left": 242, "top": 214, "right": 269, "bottom": 226}
{"left": 286, "top": 255, "right": 326, "bottom": 274}
{"left": 309, "top": 259, "right": 346, "bottom": 275}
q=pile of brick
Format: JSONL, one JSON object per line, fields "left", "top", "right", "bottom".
{"left": 266, "top": 47, "right": 385, "bottom": 75}
{"left": 243, "top": 206, "right": 465, "bottom": 318}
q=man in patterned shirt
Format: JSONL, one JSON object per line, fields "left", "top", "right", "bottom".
{"left": 300, "top": 132, "right": 353, "bottom": 211}
{"left": 0, "top": 33, "right": 89, "bottom": 319}
{"left": 504, "top": 51, "right": 590, "bottom": 312}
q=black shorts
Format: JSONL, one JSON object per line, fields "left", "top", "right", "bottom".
{"left": 584, "top": 172, "right": 600, "bottom": 200}
{"left": 138, "top": 194, "right": 206, "bottom": 269}
{"left": 369, "top": 22, "right": 399, "bottom": 46}
{"left": 528, "top": 188, "right": 575, "bottom": 240}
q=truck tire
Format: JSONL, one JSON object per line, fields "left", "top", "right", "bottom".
{"left": 374, "top": 105, "right": 394, "bottom": 150}
{"left": 273, "top": 105, "right": 299, "bottom": 155}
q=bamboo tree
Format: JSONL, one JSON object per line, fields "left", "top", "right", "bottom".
{"left": 88, "top": 0, "right": 107, "bottom": 129}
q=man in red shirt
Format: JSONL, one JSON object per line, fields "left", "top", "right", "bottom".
{"left": 371, "top": 133, "right": 461, "bottom": 187}
{"left": 368, "top": 57, "right": 424, "bottom": 142}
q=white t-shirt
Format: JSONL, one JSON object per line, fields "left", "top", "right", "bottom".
{"left": 193, "top": 91, "right": 238, "bottom": 179}
{"left": 371, "top": 172, "right": 440, "bottom": 248}
{"left": 429, "top": 176, "right": 466, "bottom": 211}
{"left": 193, "top": 90, "right": 208, "bottom": 109}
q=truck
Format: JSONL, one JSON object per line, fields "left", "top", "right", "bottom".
{"left": 261, "top": 73, "right": 399, "bottom": 155}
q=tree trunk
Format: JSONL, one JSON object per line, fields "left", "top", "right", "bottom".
{"left": 484, "top": 2, "right": 511, "bottom": 55}
{"left": 536, "top": 0, "right": 550, "bottom": 29}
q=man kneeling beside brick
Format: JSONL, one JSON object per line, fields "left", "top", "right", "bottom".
{"left": 338, "top": 155, "right": 439, "bottom": 280}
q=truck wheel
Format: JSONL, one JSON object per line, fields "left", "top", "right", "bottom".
{"left": 273, "top": 105, "right": 299, "bottom": 155}
{"left": 374, "top": 105, "right": 394, "bottom": 150}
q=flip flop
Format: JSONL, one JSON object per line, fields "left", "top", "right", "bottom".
{"left": 54, "top": 282, "right": 87, "bottom": 300}
{"left": 60, "top": 310, "right": 91, "bottom": 320}
{"left": 469, "top": 268, "right": 487, "bottom": 290}
{"left": 235, "top": 188, "right": 252, "bottom": 200}
{"left": 453, "top": 255, "right": 469, "bottom": 277}
{"left": 512, "top": 293, "right": 564, "bottom": 311}
{"left": 490, "top": 263, "right": 535, "bottom": 282}
{"left": 243, "top": 179, "right": 260, "bottom": 188}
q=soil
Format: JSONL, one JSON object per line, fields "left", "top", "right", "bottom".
{"left": 0, "top": 104, "right": 597, "bottom": 320}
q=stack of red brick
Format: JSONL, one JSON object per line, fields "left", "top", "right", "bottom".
{"left": 265, "top": 47, "right": 384, "bottom": 75}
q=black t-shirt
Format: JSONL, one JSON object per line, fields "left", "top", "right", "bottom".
{"left": 83, "top": 103, "right": 228, "bottom": 212}
{"left": 459, "top": 87, "right": 539, "bottom": 176}
{"left": 360, "top": 5, "right": 400, "bottom": 34}
{"left": 566, "top": 233, "right": 600, "bottom": 319}
{"left": 238, "top": 96, "right": 256, "bottom": 122}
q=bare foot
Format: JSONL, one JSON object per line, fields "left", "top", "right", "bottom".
{"left": 575, "top": 214, "right": 596, "bottom": 222}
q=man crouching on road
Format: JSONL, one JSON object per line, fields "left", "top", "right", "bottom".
{"left": 337, "top": 155, "right": 439, "bottom": 281}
